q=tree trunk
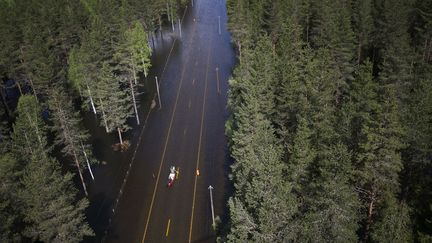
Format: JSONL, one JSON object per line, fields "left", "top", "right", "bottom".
{"left": 98, "top": 98, "right": 109, "bottom": 132}
{"left": 73, "top": 151, "right": 89, "bottom": 196}
{"left": 16, "top": 80, "right": 23, "bottom": 95}
{"left": 28, "top": 78, "right": 39, "bottom": 103}
{"left": 129, "top": 78, "right": 140, "bottom": 125}
{"left": 117, "top": 127, "right": 123, "bottom": 145}
{"left": 141, "top": 54, "right": 148, "bottom": 78}
{"left": 26, "top": 113, "right": 43, "bottom": 148}
{"left": 81, "top": 142, "right": 94, "bottom": 181}
{"left": 19, "top": 46, "right": 38, "bottom": 102}
{"left": 86, "top": 84, "right": 97, "bottom": 114}
{"left": 171, "top": 18, "right": 175, "bottom": 32}
{"left": 364, "top": 197, "right": 375, "bottom": 241}
{"left": 423, "top": 38, "right": 428, "bottom": 61}
{"left": 23, "top": 131, "right": 34, "bottom": 155}
{"left": 167, "top": 1, "right": 171, "bottom": 21}
{"left": 132, "top": 63, "right": 138, "bottom": 85}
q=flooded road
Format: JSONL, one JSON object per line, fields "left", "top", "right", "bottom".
{"left": 85, "top": 0, "right": 235, "bottom": 242}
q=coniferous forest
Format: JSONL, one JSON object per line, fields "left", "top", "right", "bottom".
{"left": 223, "top": 0, "right": 432, "bottom": 242}
{"left": 1, "top": 0, "right": 431, "bottom": 242}
{"left": 0, "top": 0, "right": 186, "bottom": 241}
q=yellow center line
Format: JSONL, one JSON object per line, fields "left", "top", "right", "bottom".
{"left": 188, "top": 34, "right": 213, "bottom": 243}
{"left": 140, "top": 14, "right": 199, "bottom": 243}
{"left": 166, "top": 219, "right": 171, "bottom": 237}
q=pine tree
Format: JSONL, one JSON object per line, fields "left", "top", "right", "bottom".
{"left": 0, "top": 153, "right": 22, "bottom": 242}
{"left": 352, "top": 0, "right": 374, "bottom": 65}
{"left": 299, "top": 144, "right": 360, "bottom": 243}
{"left": 346, "top": 61, "right": 380, "bottom": 155}
{"left": 227, "top": 33, "right": 298, "bottom": 242}
{"left": 288, "top": 116, "right": 315, "bottom": 193}
{"left": 273, "top": 20, "right": 306, "bottom": 144}
{"left": 311, "top": 0, "right": 356, "bottom": 81}
{"left": 17, "top": 2, "right": 64, "bottom": 99}
{"left": 370, "top": 194, "right": 412, "bottom": 243}
{"left": 374, "top": 0, "right": 413, "bottom": 97}
{"left": 125, "top": 21, "right": 152, "bottom": 79}
{"left": 11, "top": 95, "right": 48, "bottom": 161}
{"left": 112, "top": 20, "right": 152, "bottom": 125}
{"left": 349, "top": 62, "right": 405, "bottom": 240}
{"left": 96, "top": 62, "right": 133, "bottom": 144}
{"left": 402, "top": 76, "right": 432, "bottom": 241}
{"left": 226, "top": 0, "right": 255, "bottom": 60}
{"left": 0, "top": 1, "right": 22, "bottom": 85}
{"left": 19, "top": 152, "right": 93, "bottom": 242}
{"left": 248, "top": 36, "right": 277, "bottom": 118}
{"left": 68, "top": 46, "right": 98, "bottom": 114}
{"left": 226, "top": 197, "right": 256, "bottom": 242}
{"left": 49, "top": 88, "right": 95, "bottom": 196}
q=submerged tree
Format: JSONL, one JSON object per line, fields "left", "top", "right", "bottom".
{"left": 125, "top": 20, "right": 152, "bottom": 80}
{"left": 49, "top": 88, "right": 96, "bottom": 196}
{"left": 96, "top": 62, "right": 133, "bottom": 145}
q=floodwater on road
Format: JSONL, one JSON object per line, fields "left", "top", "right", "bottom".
{"left": 82, "top": 0, "right": 236, "bottom": 242}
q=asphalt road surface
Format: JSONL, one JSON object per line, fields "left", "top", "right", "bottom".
{"left": 103, "top": 0, "right": 235, "bottom": 242}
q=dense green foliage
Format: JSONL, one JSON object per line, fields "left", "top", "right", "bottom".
{"left": 224, "top": 0, "right": 432, "bottom": 242}
{"left": 0, "top": 0, "right": 185, "bottom": 241}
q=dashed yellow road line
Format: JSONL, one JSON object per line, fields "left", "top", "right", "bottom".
{"left": 140, "top": 15, "right": 199, "bottom": 243}
{"left": 188, "top": 35, "right": 213, "bottom": 243}
{"left": 166, "top": 219, "right": 171, "bottom": 237}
